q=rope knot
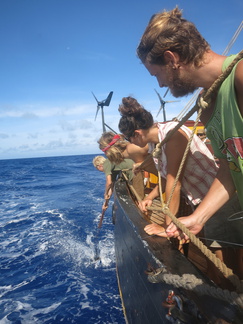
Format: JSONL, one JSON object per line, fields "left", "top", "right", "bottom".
{"left": 153, "top": 143, "right": 162, "bottom": 159}
{"left": 198, "top": 96, "right": 208, "bottom": 110}
{"left": 163, "top": 205, "right": 170, "bottom": 213}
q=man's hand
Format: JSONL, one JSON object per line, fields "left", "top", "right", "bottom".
{"left": 166, "top": 215, "right": 204, "bottom": 240}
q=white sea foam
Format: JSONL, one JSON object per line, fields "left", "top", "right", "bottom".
{"left": 0, "top": 285, "right": 12, "bottom": 298}
{"left": 39, "top": 241, "right": 48, "bottom": 251}
{"left": 4, "top": 300, "right": 62, "bottom": 324}
{"left": 0, "top": 155, "right": 124, "bottom": 323}
{"left": 0, "top": 315, "right": 12, "bottom": 323}
{"left": 81, "top": 301, "right": 92, "bottom": 309}
{"left": 0, "top": 278, "right": 36, "bottom": 299}
{"left": 1, "top": 216, "right": 29, "bottom": 226}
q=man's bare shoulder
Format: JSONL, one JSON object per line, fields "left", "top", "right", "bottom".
{"left": 235, "top": 59, "right": 243, "bottom": 84}
{"left": 234, "top": 59, "right": 243, "bottom": 117}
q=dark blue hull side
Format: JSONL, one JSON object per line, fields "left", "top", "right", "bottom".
{"left": 113, "top": 179, "right": 243, "bottom": 324}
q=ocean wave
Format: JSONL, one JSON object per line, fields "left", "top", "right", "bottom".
{"left": 0, "top": 155, "right": 124, "bottom": 323}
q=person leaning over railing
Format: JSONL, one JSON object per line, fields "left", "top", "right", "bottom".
{"left": 136, "top": 7, "right": 243, "bottom": 246}
{"left": 93, "top": 154, "right": 144, "bottom": 210}
{"left": 136, "top": 7, "right": 243, "bottom": 278}
{"left": 118, "top": 96, "right": 242, "bottom": 280}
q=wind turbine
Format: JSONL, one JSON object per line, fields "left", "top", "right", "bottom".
{"left": 92, "top": 91, "right": 113, "bottom": 132}
{"left": 154, "top": 89, "right": 180, "bottom": 121}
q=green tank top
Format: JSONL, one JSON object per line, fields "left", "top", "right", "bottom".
{"left": 103, "top": 158, "right": 134, "bottom": 182}
{"left": 206, "top": 54, "right": 243, "bottom": 207}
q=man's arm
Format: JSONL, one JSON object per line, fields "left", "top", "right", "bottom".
{"left": 166, "top": 158, "right": 236, "bottom": 238}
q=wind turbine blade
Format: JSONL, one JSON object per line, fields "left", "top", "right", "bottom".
{"left": 165, "top": 100, "right": 180, "bottom": 103}
{"left": 91, "top": 91, "right": 99, "bottom": 103}
{"left": 156, "top": 107, "right": 163, "bottom": 117}
{"left": 154, "top": 89, "right": 164, "bottom": 104}
{"left": 163, "top": 88, "right": 169, "bottom": 98}
{"left": 94, "top": 106, "right": 100, "bottom": 121}
{"left": 104, "top": 91, "right": 113, "bottom": 106}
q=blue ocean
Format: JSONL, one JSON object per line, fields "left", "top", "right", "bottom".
{"left": 0, "top": 154, "right": 125, "bottom": 324}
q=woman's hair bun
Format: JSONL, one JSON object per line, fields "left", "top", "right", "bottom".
{"left": 118, "top": 96, "right": 144, "bottom": 117}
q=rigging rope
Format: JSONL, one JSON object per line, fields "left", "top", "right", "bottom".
{"left": 132, "top": 50, "right": 243, "bottom": 292}
{"left": 165, "top": 109, "right": 203, "bottom": 207}
{"left": 137, "top": 50, "right": 243, "bottom": 197}
{"left": 151, "top": 50, "right": 243, "bottom": 161}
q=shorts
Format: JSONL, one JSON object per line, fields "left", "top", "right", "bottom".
{"left": 203, "top": 193, "right": 243, "bottom": 248}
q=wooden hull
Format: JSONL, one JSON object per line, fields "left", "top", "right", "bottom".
{"left": 113, "top": 179, "right": 243, "bottom": 324}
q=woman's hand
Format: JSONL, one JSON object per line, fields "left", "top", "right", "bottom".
{"left": 102, "top": 203, "right": 108, "bottom": 211}
{"left": 138, "top": 199, "right": 153, "bottom": 213}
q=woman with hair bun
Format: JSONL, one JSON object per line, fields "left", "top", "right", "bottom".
{"left": 118, "top": 96, "right": 219, "bottom": 234}
{"left": 118, "top": 97, "right": 154, "bottom": 143}
{"left": 118, "top": 96, "right": 243, "bottom": 280}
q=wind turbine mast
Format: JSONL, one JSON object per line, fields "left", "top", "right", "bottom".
{"left": 154, "top": 89, "right": 180, "bottom": 121}
{"left": 92, "top": 91, "right": 113, "bottom": 132}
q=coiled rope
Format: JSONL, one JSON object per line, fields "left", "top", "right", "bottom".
{"left": 147, "top": 267, "right": 243, "bottom": 309}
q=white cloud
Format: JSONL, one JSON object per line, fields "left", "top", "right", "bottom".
{"left": 0, "top": 102, "right": 95, "bottom": 119}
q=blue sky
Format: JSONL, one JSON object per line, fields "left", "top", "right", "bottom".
{"left": 0, "top": 0, "right": 242, "bottom": 159}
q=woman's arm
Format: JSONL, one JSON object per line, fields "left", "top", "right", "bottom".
{"left": 105, "top": 174, "right": 113, "bottom": 199}
{"left": 138, "top": 185, "right": 159, "bottom": 212}
{"left": 125, "top": 143, "right": 149, "bottom": 163}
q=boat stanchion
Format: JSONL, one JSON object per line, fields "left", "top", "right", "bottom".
{"left": 162, "top": 290, "right": 178, "bottom": 309}
{"left": 163, "top": 290, "right": 200, "bottom": 324}
{"left": 162, "top": 290, "right": 183, "bottom": 322}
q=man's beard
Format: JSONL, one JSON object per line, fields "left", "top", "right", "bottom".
{"left": 167, "top": 67, "right": 198, "bottom": 98}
